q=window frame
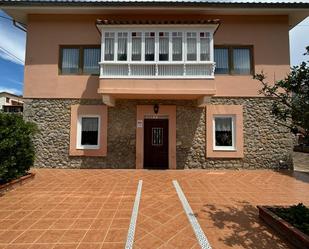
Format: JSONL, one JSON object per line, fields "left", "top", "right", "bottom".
{"left": 76, "top": 115, "right": 101, "bottom": 150}
{"left": 213, "top": 115, "right": 236, "bottom": 151}
{"left": 59, "top": 45, "right": 101, "bottom": 75}
{"left": 214, "top": 45, "right": 254, "bottom": 75}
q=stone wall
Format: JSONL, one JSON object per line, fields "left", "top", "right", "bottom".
{"left": 23, "top": 98, "right": 293, "bottom": 169}
{"left": 177, "top": 98, "right": 293, "bottom": 169}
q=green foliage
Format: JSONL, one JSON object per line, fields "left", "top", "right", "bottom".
{"left": 0, "top": 113, "right": 37, "bottom": 184}
{"left": 254, "top": 47, "right": 309, "bottom": 142}
{"left": 271, "top": 203, "right": 309, "bottom": 236}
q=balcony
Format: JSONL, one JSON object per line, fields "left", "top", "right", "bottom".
{"left": 96, "top": 22, "right": 219, "bottom": 105}
{"left": 100, "top": 61, "right": 215, "bottom": 78}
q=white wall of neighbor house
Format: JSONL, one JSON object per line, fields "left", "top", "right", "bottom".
{"left": 0, "top": 93, "right": 24, "bottom": 110}
{"left": 0, "top": 96, "right": 6, "bottom": 109}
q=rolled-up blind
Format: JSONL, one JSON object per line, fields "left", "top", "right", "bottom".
{"left": 81, "top": 117, "right": 99, "bottom": 146}
{"left": 215, "top": 117, "right": 232, "bottom": 132}
{"left": 215, "top": 117, "right": 233, "bottom": 147}
{"left": 82, "top": 117, "right": 98, "bottom": 132}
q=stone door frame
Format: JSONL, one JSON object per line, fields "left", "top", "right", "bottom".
{"left": 136, "top": 105, "right": 176, "bottom": 170}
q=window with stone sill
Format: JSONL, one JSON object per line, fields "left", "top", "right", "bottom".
{"left": 77, "top": 115, "right": 100, "bottom": 150}
{"left": 213, "top": 115, "right": 236, "bottom": 151}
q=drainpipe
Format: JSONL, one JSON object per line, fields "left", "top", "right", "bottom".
{"left": 13, "top": 20, "right": 27, "bottom": 32}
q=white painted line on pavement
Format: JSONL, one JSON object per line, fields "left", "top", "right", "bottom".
{"left": 125, "top": 180, "right": 143, "bottom": 249}
{"left": 173, "top": 180, "right": 212, "bottom": 249}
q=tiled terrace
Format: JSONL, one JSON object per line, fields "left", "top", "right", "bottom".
{"left": 0, "top": 169, "right": 308, "bottom": 249}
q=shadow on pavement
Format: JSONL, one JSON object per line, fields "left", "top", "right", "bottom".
{"left": 199, "top": 201, "right": 295, "bottom": 249}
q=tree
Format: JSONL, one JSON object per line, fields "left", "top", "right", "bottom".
{"left": 254, "top": 47, "right": 309, "bottom": 144}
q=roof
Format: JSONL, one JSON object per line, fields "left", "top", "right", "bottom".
{"left": 1, "top": 0, "right": 309, "bottom": 28}
{"left": 96, "top": 18, "right": 220, "bottom": 25}
{"left": 0, "top": 92, "right": 23, "bottom": 98}
{"left": 0, "top": 0, "right": 308, "bottom": 5}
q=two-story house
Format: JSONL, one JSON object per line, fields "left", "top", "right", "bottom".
{"left": 0, "top": 91, "right": 23, "bottom": 113}
{"left": 1, "top": 0, "right": 308, "bottom": 169}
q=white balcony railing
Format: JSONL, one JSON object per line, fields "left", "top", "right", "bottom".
{"left": 99, "top": 61, "right": 215, "bottom": 79}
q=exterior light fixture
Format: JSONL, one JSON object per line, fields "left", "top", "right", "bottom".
{"left": 153, "top": 104, "right": 159, "bottom": 114}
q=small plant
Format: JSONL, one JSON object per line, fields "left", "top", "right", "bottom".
{"left": 270, "top": 203, "right": 309, "bottom": 235}
{"left": 0, "top": 113, "right": 37, "bottom": 184}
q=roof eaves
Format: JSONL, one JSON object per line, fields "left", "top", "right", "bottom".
{"left": 1, "top": 1, "right": 309, "bottom": 8}
{"left": 96, "top": 19, "right": 221, "bottom": 25}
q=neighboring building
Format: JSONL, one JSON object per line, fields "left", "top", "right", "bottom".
{"left": 1, "top": 0, "right": 308, "bottom": 169}
{"left": 0, "top": 92, "right": 23, "bottom": 113}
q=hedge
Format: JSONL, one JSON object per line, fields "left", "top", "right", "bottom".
{"left": 0, "top": 113, "right": 37, "bottom": 184}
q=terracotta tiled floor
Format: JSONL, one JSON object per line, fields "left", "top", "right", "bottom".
{"left": 0, "top": 169, "right": 308, "bottom": 249}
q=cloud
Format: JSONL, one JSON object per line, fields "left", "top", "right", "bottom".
{"left": 0, "top": 87, "right": 22, "bottom": 95}
{"left": 0, "top": 48, "right": 24, "bottom": 65}
{"left": 289, "top": 17, "right": 309, "bottom": 66}
{"left": 6, "top": 78, "right": 23, "bottom": 86}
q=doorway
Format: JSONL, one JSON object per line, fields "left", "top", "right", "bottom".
{"left": 143, "top": 119, "right": 169, "bottom": 169}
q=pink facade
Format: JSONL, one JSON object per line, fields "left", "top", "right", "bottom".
{"left": 24, "top": 14, "right": 290, "bottom": 99}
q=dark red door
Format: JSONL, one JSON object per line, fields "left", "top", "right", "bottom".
{"left": 144, "top": 119, "right": 169, "bottom": 169}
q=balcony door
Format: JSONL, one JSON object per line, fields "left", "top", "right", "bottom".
{"left": 143, "top": 119, "right": 169, "bottom": 169}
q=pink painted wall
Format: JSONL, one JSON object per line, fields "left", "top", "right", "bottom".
{"left": 24, "top": 14, "right": 290, "bottom": 99}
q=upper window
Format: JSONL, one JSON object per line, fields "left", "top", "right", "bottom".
{"left": 213, "top": 115, "right": 235, "bottom": 151}
{"left": 77, "top": 116, "right": 100, "bottom": 149}
{"left": 214, "top": 46, "right": 253, "bottom": 75}
{"left": 103, "top": 30, "right": 212, "bottom": 63}
{"left": 172, "top": 32, "right": 182, "bottom": 61}
{"left": 60, "top": 46, "right": 101, "bottom": 75}
{"left": 100, "top": 28, "right": 215, "bottom": 78}
{"left": 132, "top": 32, "right": 142, "bottom": 61}
{"left": 5, "top": 97, "right": 10, "bottom": 103}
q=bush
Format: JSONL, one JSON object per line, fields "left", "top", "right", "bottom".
{"left": 0, "top": 113, "right": 37, "bottom": 184}
{"left": 270, "top": 203, "right": 309, "bottom": 235}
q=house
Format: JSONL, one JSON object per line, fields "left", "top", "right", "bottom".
{"left": 1, "top": 0, "right": 308, "bottom": 169}
{"left": 0, "top": 92, "right": 23, "bottom": 113}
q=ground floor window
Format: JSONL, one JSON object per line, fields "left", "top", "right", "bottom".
{"left": 70, "top": 105, "right": 107, "bottom": 157}
{"left": 77, "top": 116, "right": 100, "bottom": 149}
{"left": 206, "top": 105, "right": 244, "bottom": 158}
{"left": 213, "top": 115, "right": 235, "bottom": 150}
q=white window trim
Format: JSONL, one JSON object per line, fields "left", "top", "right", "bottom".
{"left": 213, "top": 115, "right": 236, "bottom": 151}
{"left": 100, "top": 25, "right": 216, "bottom": 79}
{"left": 76, "top": 115, "right": 101, "bottom": 150}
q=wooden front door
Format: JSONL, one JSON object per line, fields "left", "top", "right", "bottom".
{"left": 144, "top": 119, "right": 169, "bottom": 169}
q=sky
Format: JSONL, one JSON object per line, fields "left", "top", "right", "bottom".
{"left": 0, "top": 9, "right": 308, "bottom": 96}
